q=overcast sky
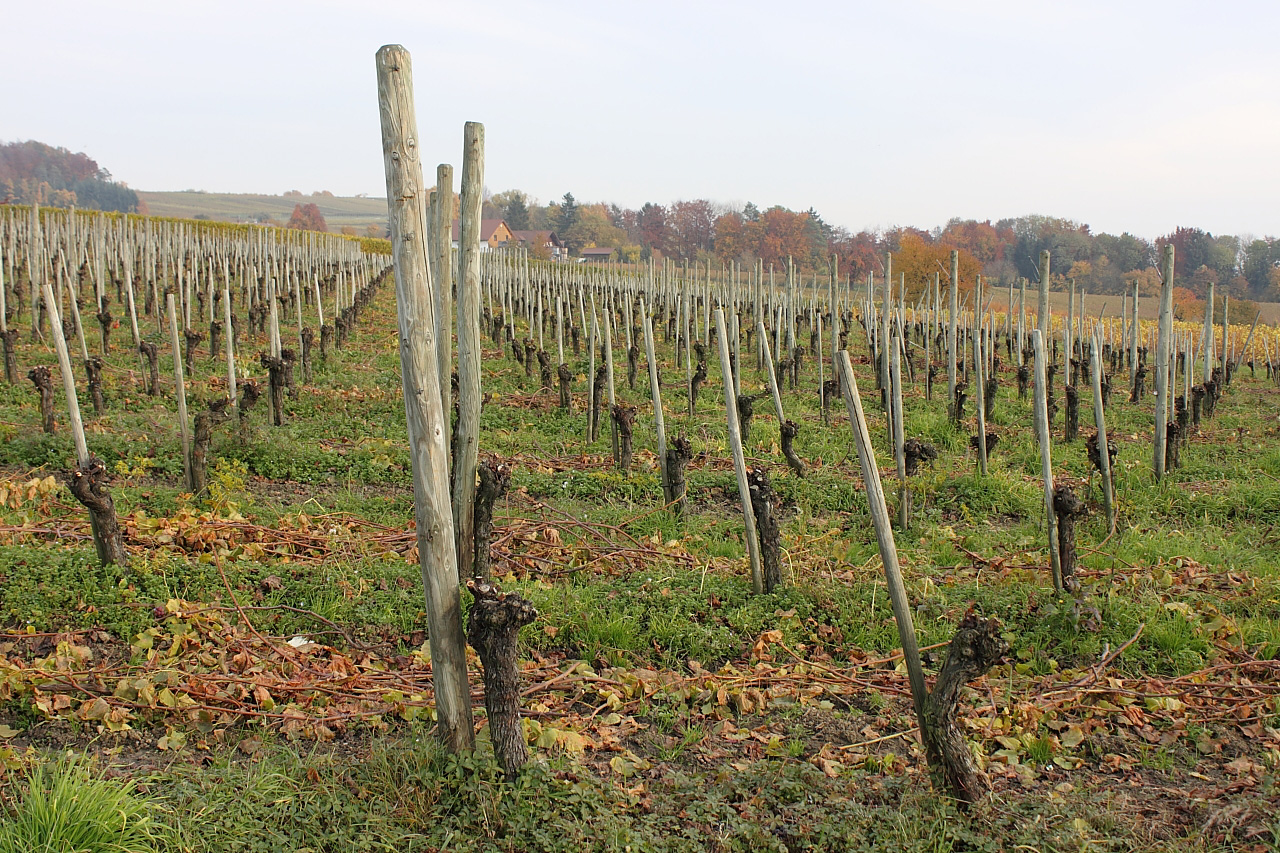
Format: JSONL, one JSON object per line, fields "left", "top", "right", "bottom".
{"left": 4, "top": 0, "right": 1278, "bottom": 240}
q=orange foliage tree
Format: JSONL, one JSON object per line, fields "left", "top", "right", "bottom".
{"left": 287, "top": 203, "right": 327, "bottom": 233}
{"left": 891, "top": 233, "right": 982, "bottom": 300}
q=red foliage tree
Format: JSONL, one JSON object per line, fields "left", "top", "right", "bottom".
{"left": 287, "top": 203, "right": 327, "bottom": 233}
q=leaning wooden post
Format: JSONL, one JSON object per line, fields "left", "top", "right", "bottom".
{"left": 434, "top": 163, "right": 455, "bottom": 451}
{"left": 376, "top": 43, "right": 475, "bottom": 753}
{"left": 166, "top": 293, "right": 193, "bottom": 492}
{"left": 1234, "top": 311, "right": 1262, "bottom": 376}
{"left": 42, "top": 283, "right": 125, "bottom": 566}
{"left": 1090, "top": 332, "right": 1115, "bottom": 534}
{"left": 947, "top": 250, "right": 958, "bottom": 415}
{"left": 715, "top": 308, "right": 763, "bottom": 594}
{"left": 973, "top": 278, "right": 988, "bottom": 476}
{"left": 222, "top": 278, "right": 237, "bottom": 416}
{"left": 835, "top": 351, "right": 929, "bottom": 730}
{"left": 453, "top": 121, "right": 484, "bottom": 580}
{"left": 1037, "top": 250, "right": 1051, "bottom": 340}
{"left": 757, "top": 318, "right": 786, "bottom": 425}
{"left": 642, "top": 298, "right": 671, "bottom": 505}
{"left": 1032, "top": 329, "right": 1062, "bottom": 592}
{"left": 602, "top": 292, "right": 619, "bottom": 465}
{"left": 0, "top": 242, "right": 14, "bottom": 384}
{"left": 1202, "top": 281, "right": 1214, "bottom": 384}
{"left": 1154, "top": 245, "right": 1174, "bottom": 482}
{"left": 890, "top": 332, "right": 909, "bottom": 527}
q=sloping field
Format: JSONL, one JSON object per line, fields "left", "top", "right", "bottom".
{"left": 138, "top": 190, "right": 387, "bottom": 233}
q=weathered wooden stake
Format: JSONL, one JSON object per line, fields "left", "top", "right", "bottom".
{"left": 167, "top": 294, "right": 193, "bottom": 492}
{"left": 453, "top": 121, "right": 484, "bottom": 580}
{"left": 1154, "top": 246, "right": 1174, "bottom": 481}
{"left": 377, "top": 43, "right": 474, "bottom": 754}
{"left": 1032, "top": 329, "right": 1062, "bottom": 592}
{"left": 42, "top": 283, "right": 126, "bottom": 566}
{"left": 1090, "top": 334, "right": 1115, "bottom": 533}
{"left": 642, "top": 299, "right": 672, "bottom": 505}
{"left": 715, "top": 308, "right": 763, "bottom": 594}
{"left": 838, "top": 351, "right": 1000, "bottom": 804}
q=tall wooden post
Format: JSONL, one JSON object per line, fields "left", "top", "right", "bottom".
{"left": 973, "top": 302, "right": 988, "bottom": 475}
{"left": 376, "top": 44, "right": 474, "bottom": 753}
{"left": 167, "top": 294, "right": 193, "bottom": 492}
{"left": 1032, "top": 329, "right": 1062, "bottom": 592}
{"left": 642, "top": 299, "right": 670, "bottom": 503}
{"left": 835, "top": 352, "right": 928, "bottom": 722}
{"left": 947, "top": 250, "right": 958, "bottom": 411}
{"left": 454, "top": 121, "right": 484, "bottom": 580}
{"left": 890, "top": 333, "right": 908, "bottom": 527}
{"left": 223, "top": 278, "right": 237, "bottom": 416}
{"left": 1202, "top": 282, "right": 1214, "bottom": 383}
{"left": 1090, "top": 333, "right": 1115, "bottom": 533}
{"left": 1037, "top": 250, "right": 1051, "bottom": 343}
{"left": 716, "top": 308, "right": 762, "bottom": 594}
{"left": 435, "top": 163, "right": 455, "bottom": 447}
{"left": 1154, "top": 246, "right": 1174, "bottom": 481}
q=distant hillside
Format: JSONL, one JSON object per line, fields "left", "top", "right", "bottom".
{"left": 1, "top": 140, "right": 139, "bottom": 212}
{"left": 139, "top": 190, "right": 389, "bottom": 235}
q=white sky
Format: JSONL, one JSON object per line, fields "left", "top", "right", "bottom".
{"left": 3, "top": 0, "right": 1278, "bottom": 240}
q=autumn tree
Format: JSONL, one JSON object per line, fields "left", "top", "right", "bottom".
{"left": 1157, "top": 227, "right": 1239, "bottom": 282}
{"left": 636, "top": 202, "right": 669, "bottom": 258}
{"left": 828, "top": 228, "right": 880, "bottom": 282}
{"left": 488, "top": 190, "right": 531, "bottom": 230}
{"left": 287, "top": 203, "right": 327, "bottom": 232}
{"left": 713, "top": 212, "right": 752, "bottom": 264}
{"left": 0, "top": 140, "right": 137, "bottom": 212}
{"left": 562, "top": 203, "right": 636, "bottom": 257}
{"left": 549, "top": 193, "right": 579, "bottom": 236}
{"left": 668, "top": 199, "right": 717, "bottom": 259}
{"left": 892, "top": 233, "right": 982, "bottom": 300}
{"left": 755, "top": 207, "right": 815, "bottom": 270}
{"left": 1242, "top": 238, "right": 1280, "bottom": 299}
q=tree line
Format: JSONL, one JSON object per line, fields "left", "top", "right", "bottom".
{"left": 0, "top": 140, "right": 140, "bottom": 214}
{"left": 481, "top": 190, "right": 1280, "bottom": 304}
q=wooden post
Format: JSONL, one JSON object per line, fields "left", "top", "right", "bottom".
{"left": 1090, "top": 332, "right": 1115, "bottom": 534}
{"left": 1154, "top": 246, "right": 1174, "bottom": 481}
{"left": 890, "top": 332, "right": 908, "bottom": 527}
{"left": 1202, "top": 282, "right": 1214, "bottom": 383}
{"left": 167, "top": 294, "right": 193, "bottom": 492}
{"left": 602, "top": 292, "right": 618, "bottom": 465}
{"left": 43, "top": 284, "right": 90, "bottom": 468}
{"left": 454, "top": 121, "right": 484, "bottom": 580}
{"left": 835, "top": 351, "right": 928, "bottom": 722}
{"left": 642, "top": 299, "right": 671, "bottom": 504}
{"left": 1032, "top": 329, "right": 1061, "bottom": 592}
{"left": 223, "top": 278, "right": 237, "bottom": 416}
{"left": 757, "top": 318, "right": 786, "bottom": 424}
{"left": 973, "top": 277, "right": 988, "bottom": 476}
{"left": 435, "top": 163, "right": 455, "bottom": 444}
{"left": 947, "top": 250, "right": 958, "bottom": 413}
{"left": 43, "top": 283, "right": 126, "bottom": 566}
{"left": 376, "top": 44, "right": 474, "bottom": 753}
{"left": 715, "top": 308, "right": 762, "bottom": 594}
{"left": 1130, "top": 280, "right": 1139, "bottom": 387}
{"left": 1234, "top": 310, "right": 1262, "bottom": 375}
{"left": 1037, "top": 250, "right": 1051, "bottom": 340}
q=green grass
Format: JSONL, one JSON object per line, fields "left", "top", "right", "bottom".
{"left": 3, "top": 263, "right": 1280, "bottom": 851}
{"left": 0, "top": 756, "right": 164, "bottom": 853}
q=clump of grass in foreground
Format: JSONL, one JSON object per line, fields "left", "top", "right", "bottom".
{"left": 0, "top": 755, "right": 166, "bottom": 853}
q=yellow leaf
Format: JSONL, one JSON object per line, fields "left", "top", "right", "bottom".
{"left": 556, "top": 730, "right": 586, "bottom": 754}
{"left": 80, "top": 697, "right": 110, "bottom": 721}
